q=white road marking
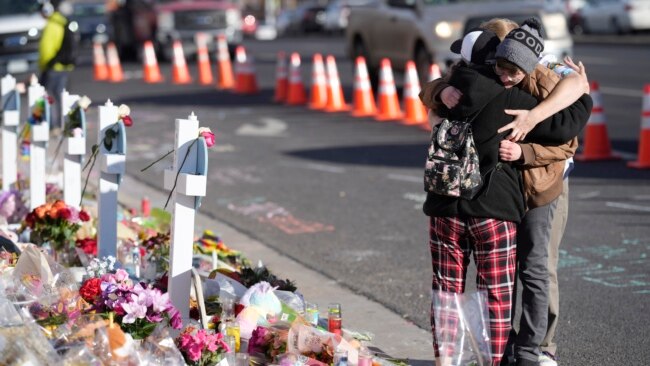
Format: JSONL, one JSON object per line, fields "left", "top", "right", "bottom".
{"left": 577, "top": 191, "right": 601, "bottom": 199}
{"left": 600, "top": 86, "right": 644, "bottom": 98}
{"left": 236, "top": 117, "right": 287, "bottom": 136}
{"left": 606, "top": 201, "right": 650, "bottom": 212}
{"left": 387, "top": 173, "right": 421, "bottom": 183}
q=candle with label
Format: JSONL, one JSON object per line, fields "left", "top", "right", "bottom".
{"left": 328, "top": 303, "right": 342, "bottom": 336}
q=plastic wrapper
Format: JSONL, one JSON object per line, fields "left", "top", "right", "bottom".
{"left": 274, "top": 290, "right": 304, "bottom": 315}
{"left": 286, "top": 322, "right": 355, "bottom": 365}
{"left": 432, "top": 290, "right": 491, "bottom": 366}
{"left": 276, "top": 352, "right": 329, "bottom": 366}
{"left": 61, "top": 344, "right": 103, "bottom": 366}
{"left": 0, "top": 296, "right": 61, "bottom": 365}
{"left": 137, "top": 325, "right": 186, "bottom": 366}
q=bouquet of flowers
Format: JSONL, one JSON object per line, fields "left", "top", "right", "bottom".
{"left": 175, "top": 325, "right": 231, "bottom": 366}
{"left": 63, "top": 96, "right": 91, "bottom": 138}
{"left": 23, "top": 200, "right": 91, "bottom": 255}
{"left": 79, "top": 268, "right": 182, "bottom": 339}
{"left": 27, "top": 96, "right": 51, "bottom": 125}
{"left": 248, "top": 325, "right": 289, "bottom": 360}
{"left": 143, "top": 232, "right": 170, "bottom": 273}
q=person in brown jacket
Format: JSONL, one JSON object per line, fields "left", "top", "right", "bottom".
{"left": 420, "top": 18, "right": 589, "bottom": 366}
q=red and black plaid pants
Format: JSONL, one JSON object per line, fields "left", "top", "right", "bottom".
{"left": 429, "top": 216, "right": 517, "bottom": 366}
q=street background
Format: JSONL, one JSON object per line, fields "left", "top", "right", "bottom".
{"left": 31, "top": 33, "right": 650, "bottom": 364}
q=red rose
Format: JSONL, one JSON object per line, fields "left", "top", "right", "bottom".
{"left": 46, "top": 95, "right": 54, "bottom": 105}
{"left": 79, "top": 277, "right": 102, "bottom": 303}
{"left": 79, "top": 210, "right": 91, "bottom": 222}
{"left": 25, "top": 212, "right": 35, "bottom": 228}
{"left": 59, "top": 207, "right": 72, "bottom": 220}
{"left": 234, "top": 303, "right": 245, "bottom": 316}
{"left": 76, "top": 238, "right": 97, "bottom": 256}
{"left": 122, "top": 115, "right": 133, "bottom": 127}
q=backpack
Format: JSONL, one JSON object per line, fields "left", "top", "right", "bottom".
{"left": 424, "top": 117, "right": 483, "bottom": 199}
{"left": 46, "top": 18, "right": 80, "bottom": 69}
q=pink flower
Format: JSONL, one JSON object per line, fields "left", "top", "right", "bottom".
{"left": 187, "top": 342, "right": 203, "bottom": 362}
{"left": 114, "top": 269, "right": 129, "bottom": 282}
{"left": 198, "top": 127, "right": 215, "bottom": 148}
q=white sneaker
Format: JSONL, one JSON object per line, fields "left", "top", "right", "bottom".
{"left": 539, "top": 352, "right": 558, "bottom": 366}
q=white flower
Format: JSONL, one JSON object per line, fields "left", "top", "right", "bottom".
{"left": 118, "top": 104, "right": 131, "bottom": 118}
{"left": 78, "top": 96, "right": 92, "bottom": 110}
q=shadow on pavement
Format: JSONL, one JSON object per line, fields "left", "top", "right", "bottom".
{"left": 285, "top": 143, "right": 429, "bottom": 168}
{"left": 116, "top": 89, "right": 277, "bottom": 107}
{"left": 571, "top": 160, "right": 650, "bottom": 181}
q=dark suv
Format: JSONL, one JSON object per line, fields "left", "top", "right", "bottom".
{"left": 0, "top": 0, "right": 46, "bottom": 75}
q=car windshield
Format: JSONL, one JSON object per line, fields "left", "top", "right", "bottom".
{"left": 422, "top": 0, "right": 537, "bottom": 4}
{"left": 73, "top": 3, "right": 106, "bottom": 17}
{"left": 0, "top": 0, "right": 40, "bottom": 15}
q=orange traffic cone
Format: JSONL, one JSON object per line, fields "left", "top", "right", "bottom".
{"left": 171, "top": 40, "right": 192, "bottom": 84}
{"left": 628, "top": 84, "right": 650, "bottom": 169}
{"left": 350, "top": 56, "right": 376, "bottom": 117}
{"left": 309, "top": 53, "right": 327, "bottom": 109}
{"left": 324, "top": 55, "right": 350, "bottom": 112}
{"left": 274, "top": 51, "right": 288, "bottom": 102}
{"left": 375, "top": 58, "right": 402, "bottom": 121}
{"left": 286, "top": 52, "right": 307, "bottom": 105}
{"left": 402, "top": 61, "right": 427, "bottom": 125}
{"left": 234, "top": 46, "right": 259, "bottom": 94}
{"left": 428, "top": 63, "right": 442, "bottom": 82}
{"left": 575, "top": 81, "right": 619, "bottom": 161}
{"left": 195, "top": 33, "right": 213, "bottom": 85}
{"left": 215, "top": 35, "right": 234, "bottom": 90}
{"left": 142, "top": 40, "right": 163, "bottom": 83}
{"left": 106, "top": 42, "right": 124, "bottom": 83}
{"left": 93, "top": 41, "right": 108, "bottom": 81}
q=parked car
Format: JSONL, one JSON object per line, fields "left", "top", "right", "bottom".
{"left": 575, "top": 0, "right": 650, "bottom": 34}
{"left": 70, "top": 0, "right": 111, "bottom": 45}
{"left": 0, "top": 0, "right": 45, "bottom": 76}
{"left": 346, "top": 0, "right": 573, "bottom": 84}
{"left": 278, "top": 2, "right": 327, "bottom": 35}
{"left": 109, "top": 0, "right": 243, "bottom": 61}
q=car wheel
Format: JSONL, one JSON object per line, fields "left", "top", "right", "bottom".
{"left": 353, "top": 38, "right": 378, "bottom": 88}
{"left": 415, "top": 45, "right": 432, "bottom": 85}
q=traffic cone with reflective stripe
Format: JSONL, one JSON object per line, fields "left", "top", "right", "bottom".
{"left": 93, "top": 41, "right": 108, "bottom": 81}
{"left": 274, "top": 51, "right": 288, "bottom": 102}
{"left": 628, "top": 84, "right": 650, "bottom": 169}
{"left": 234, "top": 46, "right": 259, "bottom": 94}
{"left": 402, "top": 60, "right": 427, "bottom": 125}
{"left": 309, "top": 53, "right": 328, "bottom": 109}
{"left": 428, "top": 63, "right": 442, "bottom": 81}
{"left": 171, "top": 40, "right": 192, "bottom": 84}
{"left": 324, "top": 55, "right": 350, "bottom": 112}
{"left": 215, "top": 35, "right": 234, "bottom": 90}
{"left": 142, "top": 40, "right": 163, "bottom": 83}
{"left": 375, "top": 58, "right": 402, "bottom": 121}
{"left": 351, "top": 56, "right": 376, "bottom": 117}
{"left": 576, "top": 81, "right": 619, "bottom": 161}
{"left": 286, "top": 52, "right": 307, "bottom": 105}
{"left": 106, "top": 42, "right": 124, "bottom": 83}
{"left": 195, "top": 33, "right": 213, "bottom": 85}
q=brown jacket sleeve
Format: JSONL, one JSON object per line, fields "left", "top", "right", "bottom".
{"left": 519, "top": 137, "right": 578, "bottom": 167}
{"left": 419, "top": 76, "right": 450, "bottom": 112}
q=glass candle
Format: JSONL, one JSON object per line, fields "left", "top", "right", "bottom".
{"left": 305, "top": 302, "right": 319, "bottom": 326}
{"left": 328, "top": 303, "right": 342, "bottom": 336}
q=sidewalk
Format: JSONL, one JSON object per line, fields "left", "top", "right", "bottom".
{"left": 117, "top": 173, "right": 435, "bottom": 365}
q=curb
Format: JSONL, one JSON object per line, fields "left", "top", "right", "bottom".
{"left": 116, "top": 173, "right": 435, "bottom": 364}
{"left": 573, "top": 34, "right": 650, "bottom": 46}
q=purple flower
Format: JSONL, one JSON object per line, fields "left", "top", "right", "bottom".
{"left": 169, "top": 307, "right": 183, "bottom": 329}
{"left": 121, "top": 293, "right": 148, "bottom": 324}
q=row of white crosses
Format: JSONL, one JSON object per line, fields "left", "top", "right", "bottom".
{"left": 1, "top": 73, "right": 207, "bottom": 326}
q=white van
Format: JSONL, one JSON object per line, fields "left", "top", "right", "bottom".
{"left": 346, "top": 0, "right": 573, "bottom": 82}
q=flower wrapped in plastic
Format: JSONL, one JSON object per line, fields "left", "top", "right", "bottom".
{"left": 175, "top": 325, "right": 231, "bottom": 366}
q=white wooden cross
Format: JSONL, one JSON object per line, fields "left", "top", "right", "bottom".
{"left": 28, "top": 79, "right": 49, "bottom": 210}
{"left": 61, "top": 90, "right": 85, "bottom": 208}
{"left": 1, "top": 75, "right": 20, "bottom": 191}
{"left": 97, "top": 100, "right": 126, "bottom": 258}
{"left": 164, "top": 112, "right": 207, "bottom": 325}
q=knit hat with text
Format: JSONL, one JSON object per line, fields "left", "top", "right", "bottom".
{"left": 495, "top": 18, "right": 545, "bottom": 74}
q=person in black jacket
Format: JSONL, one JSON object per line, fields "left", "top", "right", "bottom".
{"left": 425, "top": 34, "right": 592, "bottom": 366}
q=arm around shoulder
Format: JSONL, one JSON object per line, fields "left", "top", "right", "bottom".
{"left": 526, "top": 93, "right": 593, "bottom": 145}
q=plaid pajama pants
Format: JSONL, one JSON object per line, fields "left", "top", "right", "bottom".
{"left": 429, "top": 216, "right": 517, "bottom": 366}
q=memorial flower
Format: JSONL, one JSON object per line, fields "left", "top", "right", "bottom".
{"left": 22, "top": 200, "right": 91, "bottom": 253}
{"left": 175, "top": 325, "right": 230, "bottom": 366}
{"left": 79, "top": 268, "right": 182, "bottom": 339}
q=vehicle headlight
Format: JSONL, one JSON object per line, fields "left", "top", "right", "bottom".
{"left": 542, "top": 13, "right": 568, "bottom": 40}
{"left": 28, "top": 27, "right": 39, "bottom": 37}
{"left": 96, "top": 23, "right": 106, "bottom": 34}
{"left": 434, "top": 21, "right": 462, "bottom": 39}
{"left": 158, "top": 12, "right": 174, "bottom": 31}
{"left": 226, "top": 9, "right": 242, "bottom": 26}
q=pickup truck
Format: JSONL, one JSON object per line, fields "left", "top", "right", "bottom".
{"left": 345, "top": 0, "right": 573, "bottom": 84}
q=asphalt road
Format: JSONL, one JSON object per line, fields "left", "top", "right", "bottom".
{"left": 63, "top": 35, "right": 650, "bottom": 365}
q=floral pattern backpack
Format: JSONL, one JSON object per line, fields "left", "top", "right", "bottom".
{"left": 424, "top": 114, "right": 483, "bottom": 199}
